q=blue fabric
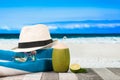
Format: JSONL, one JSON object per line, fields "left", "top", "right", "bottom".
{"left": 0, "top": 48, "right": 53, "bottom": 72}
{"left": 0, "top": 50, "right": 16, "bottom": 61}
{"left": 0, "top": 59, "right": 52, "bottom": 72}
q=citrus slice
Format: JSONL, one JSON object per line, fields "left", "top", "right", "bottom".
{"left": 70, "top": 64, "right": 80, "bottom": 73}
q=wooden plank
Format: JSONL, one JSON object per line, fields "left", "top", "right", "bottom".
{"left": 41, "top": 72, "right": 58, "bottom": 80}
{"left": 23, "top": 72, "right": 42, "bottom": 80}
{"left": 1, "top": 68, "right": 120, "bottom": 80}
{"left": 0, "top": 74, "right": 25, "bottom": 80}
{"left": 108, "top": 68, "right": 120, "bottom": 76}
{"left": 76, "top": 68, "right": 103, "bottom": 80}
{"left": 93, "top": 68, "right": 120, "bottom": 80}
{"left": 59, "top": 73, "right": 78, "bottom": 80}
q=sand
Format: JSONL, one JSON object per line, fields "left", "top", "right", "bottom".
{"left": 0, "top": 39, "right": 120, "bottom": 68}
{"left": 64, "top": 42, "right": 120, "bottom": 68}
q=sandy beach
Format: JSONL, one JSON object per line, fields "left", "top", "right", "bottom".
{"left": 65, "top": 42, "right": 120, "bottom": 68}
{"left": 0, "top": 39, "right": 120, "bottom": 68}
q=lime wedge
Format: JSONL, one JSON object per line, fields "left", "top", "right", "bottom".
{"left": 70, "top": 64, "right": 80, "bottom": 73}
{"left": 70, "top": 64, "right": 87, "bottom": 73}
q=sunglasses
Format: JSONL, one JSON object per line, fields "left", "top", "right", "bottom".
{"left": 14, "top": 51, "right": 37, "bottom": 62}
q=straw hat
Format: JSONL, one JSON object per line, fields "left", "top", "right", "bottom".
{"left": 12, "top": 24, "right": 57, "bottom": 52}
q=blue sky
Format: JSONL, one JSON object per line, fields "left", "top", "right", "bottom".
{"left": 0, "top": 0, "right": 120, "bottom": 8}
{"left": 0, "top": 0, "right": 120, "bottom": 33}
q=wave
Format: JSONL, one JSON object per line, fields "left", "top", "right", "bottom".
{"left": 0, "top": 36, "right": 120, "bottom": 44}
{"left": 60, "top": 37, "right": 120, "bottom": 43}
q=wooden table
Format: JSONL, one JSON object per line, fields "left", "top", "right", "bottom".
{"left": 0, "top": 68, "right": 120, "bottom": 80}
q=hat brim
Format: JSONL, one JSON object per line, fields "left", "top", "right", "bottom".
{"left": 12, "top": 40, "right": 57, "bottom": 52}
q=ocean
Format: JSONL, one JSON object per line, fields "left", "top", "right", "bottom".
{"left": 0, "top": 20, "right": 120, "bottom": 44}
{"left": 0, "top": 34, "right": 120, "bottom": 44}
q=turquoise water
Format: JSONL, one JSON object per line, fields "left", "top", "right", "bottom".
{"left": 0, "top": 34, "right": 120, "bottom": 39}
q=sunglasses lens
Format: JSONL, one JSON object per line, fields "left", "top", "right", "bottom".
{"left": 14, "top": 51, "right": 36, "bottom": 62}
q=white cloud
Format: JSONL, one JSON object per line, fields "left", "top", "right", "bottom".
{"left": 60, "top": 23, "right": 120, "bottom": 29}
{"left": 1, "top": 23, "right": 120, "bottom": 32}
{"left": 0, "top": 25, "right": 11, "bottom": 30}
{"left": 63, "top": 24, "right": 90, "bottom": 29}
{"left": 48, "top": 25, "right": 58, "bottom": 30}
{"left": 94, "top": 23, "right": 120, "bottom": 28}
